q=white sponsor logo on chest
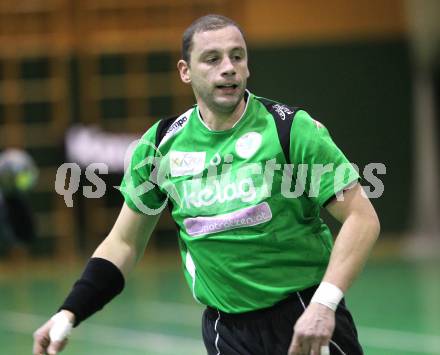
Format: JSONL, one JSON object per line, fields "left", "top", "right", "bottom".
{"left": 170, "top": 151, "right": 206, "bottom": 177}
{"left": 235, "top": 132, "right": 262, "bottom": 159}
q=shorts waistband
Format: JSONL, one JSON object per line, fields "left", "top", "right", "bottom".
{"left": 205, "top": 284, "right": 319, "bottom": 322}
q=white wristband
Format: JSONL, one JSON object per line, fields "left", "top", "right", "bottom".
{"left": 310, "top": 282, "right": 344, "bottom": 311}
{"left": 49, "top": 312, "right": 73, "bottom": 342}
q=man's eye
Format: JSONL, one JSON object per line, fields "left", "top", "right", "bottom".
{"left": 206, "top": 57, "right": 218, "bottom": 63}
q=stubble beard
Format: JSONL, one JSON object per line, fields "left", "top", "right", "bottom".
{"left": 197, "top": 84, "right": 246, "bottom": 115}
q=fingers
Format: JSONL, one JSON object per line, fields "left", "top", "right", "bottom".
{"left": 288, "top": 332, "right": 311, "bottom": 355}
{"left": 289, "top": 303, "right": 336, "bottom": 355}
{"left": 33, "top": 330, "right": 68, "bottom": 355}
{"left": 47, "top": 339, "right": 68, "bottom": 355}
{"left": 33, "top": 312, "right": 73, "bottom": 355}
{"left": 289, "top": 332, "right": 330, "bottom": 355}
{"left": 310, "top": 341, "right": 321, "bottom": 355}
{"left": 320, "top": 345, "right": 330, "bottom": 355}
{"left": 33, "top": 336, "right": 48, "bottom": 354}
{"left": 33, "top": 322, "right": 51, "bottom": 355}
{"left": 310, "top": 341, "right": 329, "bottom": 355}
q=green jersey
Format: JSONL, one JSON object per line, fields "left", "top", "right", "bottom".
{"left": 120, "top": 91, "right": 359, "bottom": 313}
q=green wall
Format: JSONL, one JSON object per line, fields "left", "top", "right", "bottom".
{"left": 248, "top": 39, "right": 413, "bottom": 233}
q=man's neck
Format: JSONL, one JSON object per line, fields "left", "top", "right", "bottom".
{"left": 198, "top": 98, "right": 247, "bottom": 131}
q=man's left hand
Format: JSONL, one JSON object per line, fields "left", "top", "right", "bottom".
{"left": 288, "top": 302, "right": 335, "bottom": 355}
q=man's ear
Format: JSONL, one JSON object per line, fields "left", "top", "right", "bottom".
{"left": 177, "top": 60, "right": 191, "bottom": 84}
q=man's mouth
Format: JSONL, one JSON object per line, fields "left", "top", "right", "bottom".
{"left": 216, "top": 83, "right": 238, "bottom": 89}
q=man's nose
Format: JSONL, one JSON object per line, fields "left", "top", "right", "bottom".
{"left": 220, "top": 57, "right": 235, "bottom": 76}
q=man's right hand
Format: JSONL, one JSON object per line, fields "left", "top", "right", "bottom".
{"left": 33, "top": 310, "right": 75, "bottom": 355}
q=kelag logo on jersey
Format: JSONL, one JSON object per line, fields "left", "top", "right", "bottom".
{"left": 181, "top": 176, "right": 258, "bottom": 208}
{"left": 178, "top": 160, "right": 276, "bottom": 209}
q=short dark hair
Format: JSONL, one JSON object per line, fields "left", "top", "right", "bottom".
{"left": 181, "top": 14, "right": 245, "bottom": 63}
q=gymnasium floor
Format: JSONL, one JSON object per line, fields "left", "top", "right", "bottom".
{"left": 1, "top": 251, "right": 439, "bottom": 355}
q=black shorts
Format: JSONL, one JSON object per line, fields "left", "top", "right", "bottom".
{"left": 202, "top": 285, "right": 363, "bottom": 355}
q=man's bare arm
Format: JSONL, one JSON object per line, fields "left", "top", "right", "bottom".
{"left": 321, "top": 183, "right": 380, "bottom": 292}
{"left": 92, "top": 203, "right": 161, "bottom": 277}
{"left": 33, "top": 203, "right": 161, "bottom": 355}
{"left": 289, "top": 183, "right": 380, "bottom": 355}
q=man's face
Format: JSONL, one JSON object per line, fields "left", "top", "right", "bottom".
{"left": 178, "top": 26, "right": 250, "bottom": 113}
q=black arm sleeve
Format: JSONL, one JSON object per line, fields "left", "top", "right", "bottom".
{"left": 59, "top": 257, "right": 125, "bottom": 327}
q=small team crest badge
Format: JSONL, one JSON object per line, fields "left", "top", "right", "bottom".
{"left": 235, "top": 132, "right": 262, "bottom": 159}
{"left": 170, "top": 151, "right": 206, "bottom": 177}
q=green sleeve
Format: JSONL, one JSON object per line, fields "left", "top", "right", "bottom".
{"left": 119, "top": 121, "right": 167, "bottom": 214}
{"left": 289, "top": 110, "right": 360, "bottom": 206}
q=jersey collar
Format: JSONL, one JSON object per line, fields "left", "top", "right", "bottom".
{"left": 196, "top": 90, "right": 252, "bottom": 133}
